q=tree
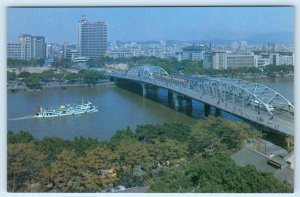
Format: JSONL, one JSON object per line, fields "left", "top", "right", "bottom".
{"left": 70, "top": 136, "right": 99, "bottom": 157}
{"left": 136, "top": 123, "right": 192, "bottom": 144}
{"left": 108, "top": 127, "right": 137, "bottom": 149}
{"left": 8, "top": 131, "right": 36, "bottom": 144}
{"left": 18, "top": 71, "right": 31, "bottom": 79}
{"left": 7, "top": 58, "right": 44, "bottom": 67}
{"left": 51, "top": 59, "right": 73, "bottom": 68}
{"left": 40, "top": 150, "right": 81, "bottom": 192}
{"left": 78, "top": 70, "right": 106, "bottom": 85}
{"left": 40, "top": 70, "right": 56, "bottom": 82}
{"left": 7, "top": 71, "right": 17, "bottom": 81}
{"left": 35, "top": 136, "right": 72, "bottom": 162}
{"left": 149, "top": 157, "right": 293, "bottom": 193}
{"left": 188, "top": 128, "right": 229, "bottom": 158}
{"left": 115, "top": 141, "right": 152, "bottom": 187}
{"left": 146, "top": 139, "right": 188, "bottom": 168}
{"left": 65, "top": 73, "right": 79, "bottom": 83}
{"left": 195, "top": 117, "right": 250, "bottom": 151}
{"left": 8, "top": 143, "right": 46, "bottom": 192}
{"left": 77, "top": 145, "right": 120, "bottom": 192}
{"left": 22, "top": 74, "right": 42, "bottom": 89}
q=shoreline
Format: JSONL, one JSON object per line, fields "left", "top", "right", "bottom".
{"left": 7, "top": 81, "right": 115, "bottom": 91}
{"left": 237, "top": 73, "right": 294, "bottom": 79}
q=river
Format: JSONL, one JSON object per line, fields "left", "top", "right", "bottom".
{"left": 7, "top": 77, "right": 294, "bottom": 140}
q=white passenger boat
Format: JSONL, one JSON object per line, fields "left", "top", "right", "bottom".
{"left": 34, "top": 100, "right": 98, "bottom": 118}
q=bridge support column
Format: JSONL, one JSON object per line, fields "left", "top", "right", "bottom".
{"left": 186, "top": 98, "right": 192, "bottom": 115}
{"left": 168, "top": 90, "right": 173, "bottom": 105}
{"left": 111, "top": 77, "right": 119, "bottom": 84}
{"left": 173, "top": 92, "right": 180, "bottom": 111}
{"left": 204, "top": 103, "right": 211, "bottom": 117}
{"left": 215, "top": 108, "right": 222, "bottom": 117}
{"left": 150, "top": 86, "right": 158, "bottom": 98}
{"left": 141, "top": 83, "right": 147, "bottom": 97}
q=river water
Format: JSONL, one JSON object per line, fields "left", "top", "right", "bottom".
{"left": 7, "top": 77, "right": 294, "bottom": 140}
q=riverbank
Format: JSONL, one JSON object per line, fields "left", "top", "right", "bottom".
{"left": 7, "top": 80, "right": 115, "bottom": 91}
{"left": 237, "top": 73, "right": 294, "bottom": 79}
{"left": 208, "top": 72, "right": 294, "bottom": 80}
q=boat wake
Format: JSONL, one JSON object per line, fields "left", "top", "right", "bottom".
{"left": 7, "top": 115, "right": 36, "bottom": 121}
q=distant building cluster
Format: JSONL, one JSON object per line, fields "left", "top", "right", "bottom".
{"left": 107, "top": 40, "right": 182, "bottom": 60}
{"left": 203, "top": 50, "right": 294, "bottom": 70}
{"left": 7, "top": 34, "right": 46, "bottom": 60}
{"left": 7, "top": 16, "right": 294, "bottom": 69}
{"left": 8, "top": 15, "right": 108, "bottom": 65}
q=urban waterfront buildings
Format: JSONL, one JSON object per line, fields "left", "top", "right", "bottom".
{"left": 204, "top": 50, "right": 294, "bottom": 70}
{"left": 7, "top": 34, "right": 46, "bottom": 60}
{"left": 78, "top": 15, "right": 107, "bottom": 59}
{"left": 7, "top": 27, "right": 294, "bottom": 70}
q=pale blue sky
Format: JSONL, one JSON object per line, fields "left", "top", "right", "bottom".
{"left": 7, "top": 7, "right": 294, "bottom": 43}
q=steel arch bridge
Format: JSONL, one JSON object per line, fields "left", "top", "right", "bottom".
{"left": 109, "top": 65, "right": 294, "bottom": 136}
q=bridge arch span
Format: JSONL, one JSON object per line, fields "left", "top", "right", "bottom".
{"left": 126, "top": 65, "right": 169, "bottom": 79}
{"left": 208, "top": 77, "right": 294, "bottom": 116}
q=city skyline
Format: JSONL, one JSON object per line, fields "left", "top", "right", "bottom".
{"left": 7, "top": 6, "right": 294, "bottom": 44}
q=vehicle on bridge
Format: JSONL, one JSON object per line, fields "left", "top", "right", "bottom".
{"left": 154, "top": 74, "right": 189, "bottom": 85}
{"left": 249, "top": 99, "right": 275, "bottom": 112}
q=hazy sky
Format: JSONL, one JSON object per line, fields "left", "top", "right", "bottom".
{"left": 7, "top": 7, "right": 294, "bottom": 43}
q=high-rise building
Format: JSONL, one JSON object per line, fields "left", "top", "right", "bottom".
{"left": 31, "top": 36, "right": 46, "bottom": 59}
{"left": 78, "top": 15, "right": 107, "bottom": 59}
{"left": 19, "top": 34, "right": 33, "bottom": 60}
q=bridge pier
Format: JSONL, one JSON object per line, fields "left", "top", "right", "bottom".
{"left": 148, "top": 86, "right": 158, "bottom": 98}
{"left": 141, "top": 83, "right": 147, "bottom": 97}
{"left": 215, "top": 108, "right": 222, "bottom": 117}
{"left": 204, "top": 103, "right": 211, "bottom": 116}
{"left": 168, "top": 90, "right": 173, "bottom": 105}
{"left": 110, "top": 77, "right": 119, "bottom": 84}
{"left": 186, "top": 97, "right": 193, "bottom": 115}
{"left": 173, "top": 92, "right": 180, "bottom": 110}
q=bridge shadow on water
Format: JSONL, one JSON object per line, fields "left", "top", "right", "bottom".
{"left": 116, "top": 82, "right": 290, "bottom": 149}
